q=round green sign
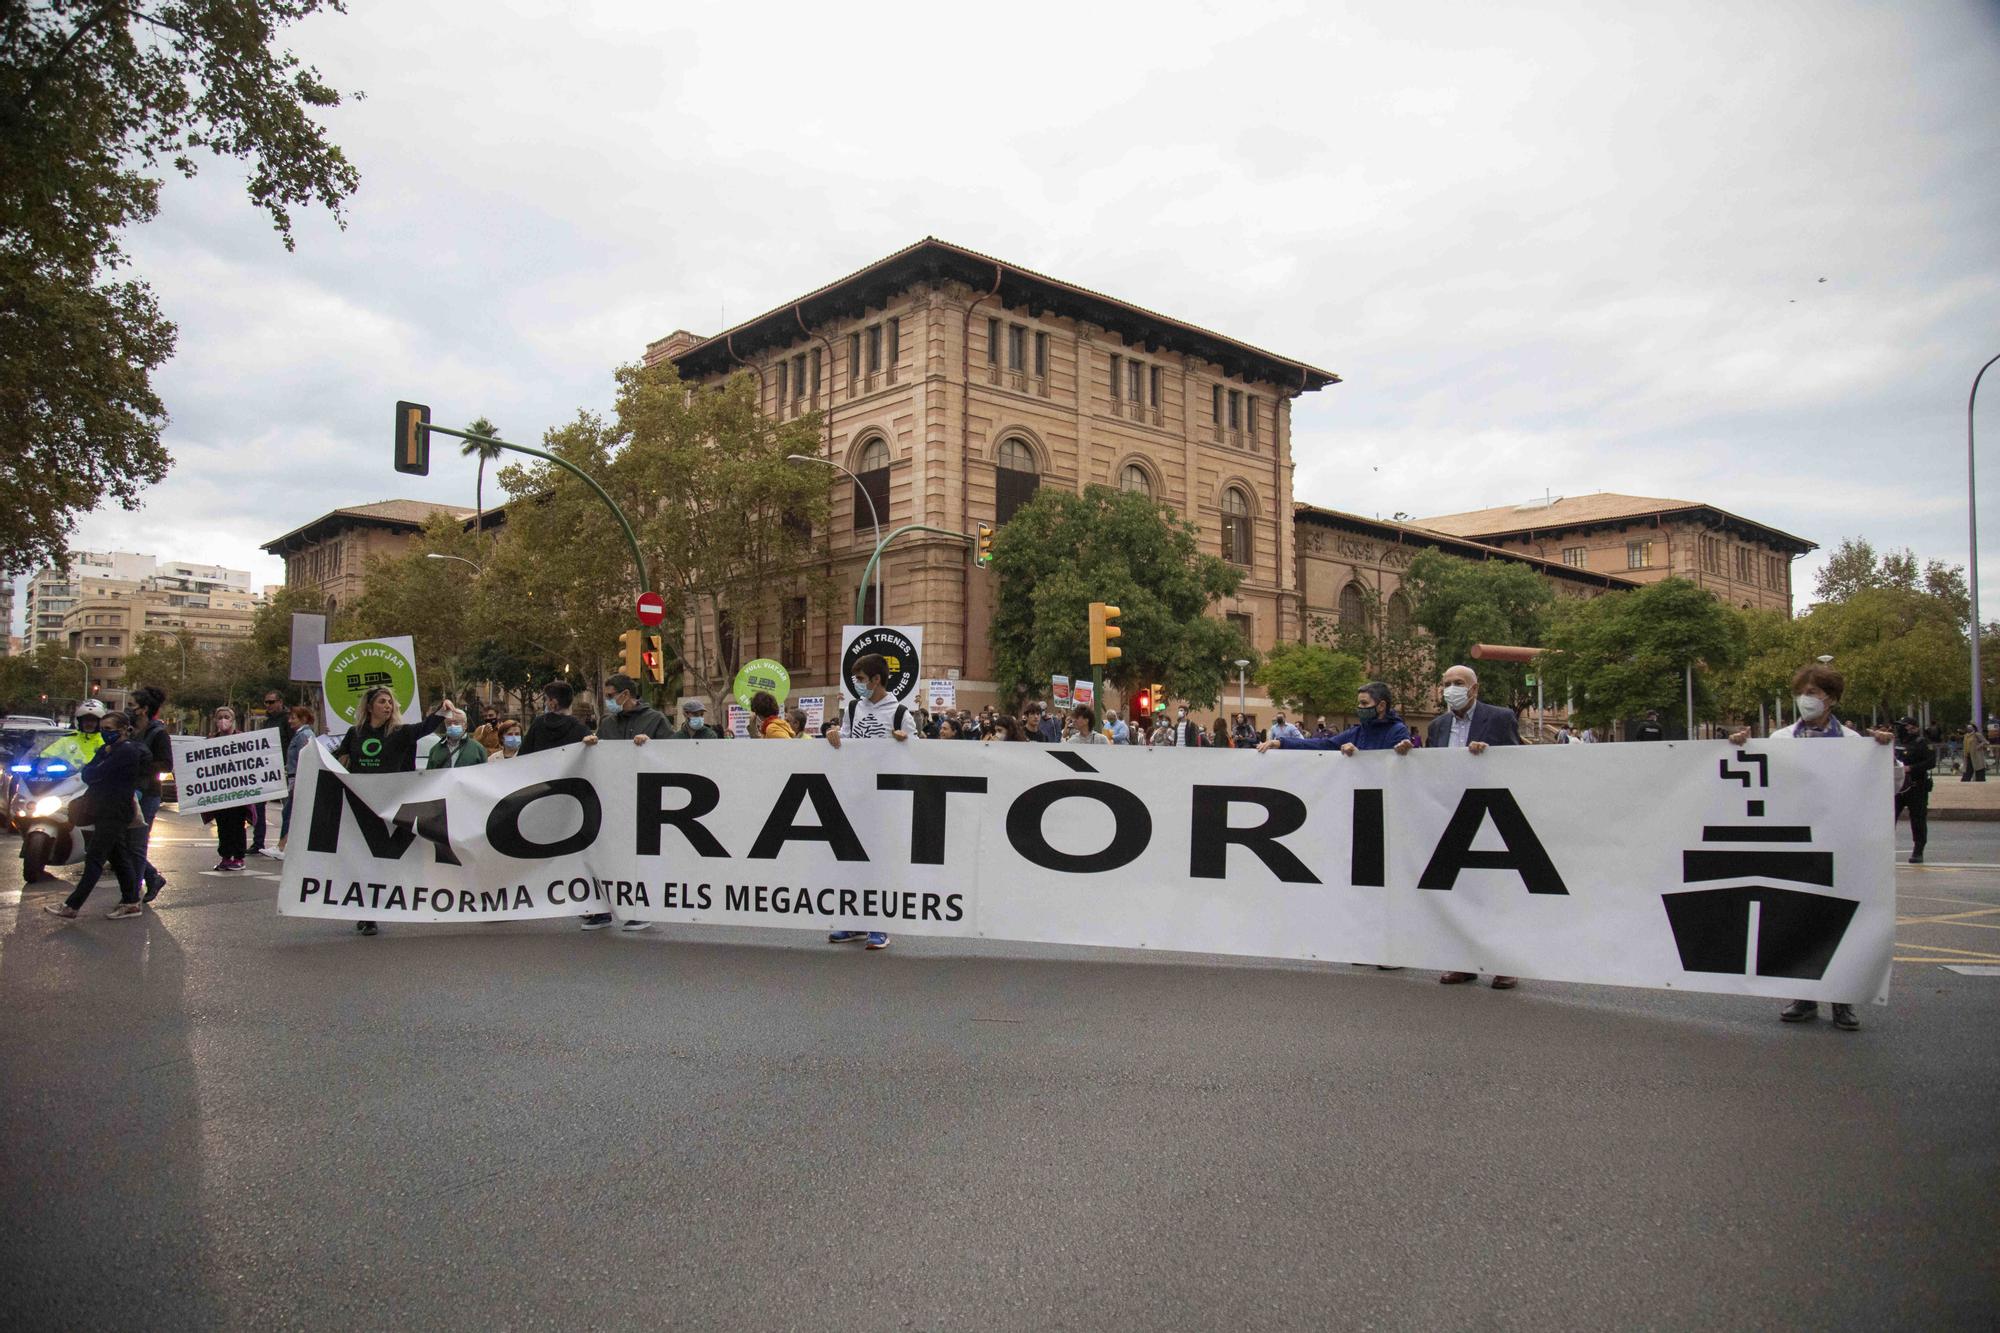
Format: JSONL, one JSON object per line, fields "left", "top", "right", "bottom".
{"left": 733, "top": 658, "right": 791, "bottom": 708}
{"left": 324, "top": 640, "right": 420, "bottom": 727}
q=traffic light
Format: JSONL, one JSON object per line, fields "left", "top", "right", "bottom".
{"left": 1134, "top": 687, "right": 1151, "bottom": 716}
{"left": 394, "top": 400, "right": 431, "bottom": 476}
{"left": 1152, "top": 682, "right": 1165, "bottom": 712}
{"left": 1089, "top": 602, "right": 1122, "bottom": 666}
{"left": 620, "top": 628, "right": 645, "bottom": 678}
{"left": 975, "top": 522, "right": 995, "bottom": 567}
{"left": 643, "top": 635, "right": 667, "bottom": 684}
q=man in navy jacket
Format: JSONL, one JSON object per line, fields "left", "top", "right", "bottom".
{"left": 1406, "top": 664, "right": 1520, "bottom": 990}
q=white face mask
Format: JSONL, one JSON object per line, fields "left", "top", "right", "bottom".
{"left": 1442, "top": 684, "right": 1471, "bottom": 712}
{"left": 851, "top": 676, "right": 869, "bottom": 695}
{"left": 1795, "top": 693, "right": 1826, "bottom": 720}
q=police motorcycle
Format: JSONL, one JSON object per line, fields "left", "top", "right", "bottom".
{"left": 10, "top": 701, "right": 111, "bottom": 881}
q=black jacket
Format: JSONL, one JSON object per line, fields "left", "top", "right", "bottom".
{"left": 521, "top": 710, "right": 590, "bottom": 755}
{"left": 335, "top": 710, "right": 447, "bottom": 774}
{"left": 1425, "top": 701, "right": 1522, "bottom": 749}
{"left": 595, "top": 705, "right": 674, "bottom": 741}
{"left": 81, "top": 736, "right": 149, "bottom": 826}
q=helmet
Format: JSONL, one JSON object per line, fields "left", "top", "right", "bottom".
{"left": 74, "top": 700, "right": 107, "bottom": 720}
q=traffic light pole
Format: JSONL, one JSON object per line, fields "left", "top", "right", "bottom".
{"left": 419, "top": 423, "right": 651, "bottom": 601}
{"left": 856, "top": 524, "right": 974, "bottom": 623}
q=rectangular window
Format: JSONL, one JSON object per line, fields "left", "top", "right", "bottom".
{"left": 1212, "top": 384, "right": 1224, "bottom": 424}
{"left": 792, "top": 353, "right": 806, "bottom": 401}
{"left": 1127, "top": 360, "right": 1142, "bottom": 403}
{"left": 1227, "top": 389, "right": 1241, "bottom": 430}
{"left": 1627, "top": 540, "right": 1653, "bottom": 570}
{"left": 866, "top": 325, "right": 882, "bottom": 374}
{"left": 1247, "top": 396, "right": 1259, "bottom": 445}
{"left": 784, "top": 596, "right": 808, "bottom": 668}
{"left": 1735, "top": 547, "right": 1753, "bottom": 582}
{"left": 1034, "top": 331, "right": 1048, "bottom": 378}
{"left": 1007, "top": 324, "right": 1025, "bottom": 372}
{"left": 1562, "top": 547, "right": 1587, "bottom": 568}
{"left": 809, "top": 348, "right": 822, "bottom": 400}
{"left": 848, "top": 332, "right": 861, "bottom": 386}
{"left": 1109, "top": 354, "right": 1122, "bottom": 400}
{"left": 986, "top": 317, "right": 1000, "bottom": 365}
{"left": 886, "top": 317, "right": 900, "bottom": 369}
{"left": 1226, "top": 612, "right": 1253, "bottom": 644}
{"left": 1149, "top": 365, "right": 1162, "bottom": 408}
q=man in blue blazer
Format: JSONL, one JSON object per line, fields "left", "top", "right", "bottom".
{"left": 1403, "top": 663, "right": 1521, "bottom": 989}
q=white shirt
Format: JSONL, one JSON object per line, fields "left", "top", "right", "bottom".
{"left": 1447, "top": 709, "right": 1472, "bottom": 749}
{"left": 844, "top": 694, "right": 909, "bottom": 741}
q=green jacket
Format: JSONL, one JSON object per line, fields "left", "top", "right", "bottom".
{"left": 425, "top": 736, "right": 490, "bottom": 770}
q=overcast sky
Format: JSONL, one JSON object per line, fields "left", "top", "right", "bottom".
{"left": 23, "top": 0, "right": 2000, "bottom": 629}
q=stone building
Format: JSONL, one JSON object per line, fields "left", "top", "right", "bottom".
{"left": 262, "top": 500, "right": 475, "bottom": 617}
{"left": 647, "top": 237, "right": 1339, "bottom": 706}
{"left": 1413, "top": 493, "right": 1812, "bottom": 614}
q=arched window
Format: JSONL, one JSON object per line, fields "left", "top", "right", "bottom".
{"left": 1220, "top": 487, "right": 1252, "bottom": 565}
{"left": 1119, "top": 463, "right": 1152, "bottom": 498}
{"left": 1339, "top": 581, "right": 1368, "bottom": 629}
{"left": 1386, "top": 591, "right": 1413, "bottom": 636}
{"left": 852, "top": 437, "right": 890, "bottom": 537}
{"left": 996, "top": 436, "right": 1040, "bottom": 525}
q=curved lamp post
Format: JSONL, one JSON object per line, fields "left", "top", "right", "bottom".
{"left": 788, "top": 453, "right": 882, "bottom": 621}
{"left": 1969, "top": 353, "right": 1999, "bottom": 729}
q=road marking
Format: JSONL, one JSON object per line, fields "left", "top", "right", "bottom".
{"left": 1891, "top": 942, "right": 2000, "bottom": 961}
{"left": 1944, "top": 965, "right": 2000, "bottom": 976}
{"left": 1895, "top": 907, "right": 2000, "bottom": 925}
{"left": 1898, "top": 863, "right": 2000, "bottom": 871}
{"left": 1898, "top": 893, "right": 2000, "bottom": 908}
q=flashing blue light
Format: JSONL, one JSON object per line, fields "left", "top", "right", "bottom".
{"left": 46, "top": 763, "right": 71, "bottom": 774}
{"left": 7, "top": 763, "right": 28, "bottom": 774}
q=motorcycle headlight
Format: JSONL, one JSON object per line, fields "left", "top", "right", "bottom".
{"left": 31, "top": 795, "right": 62, "bottom": 818}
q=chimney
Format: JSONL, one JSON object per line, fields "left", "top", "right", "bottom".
{"left": 644, "top": 329, "right": 705, "bottom": 367}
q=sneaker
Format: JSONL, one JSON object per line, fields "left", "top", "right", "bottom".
{"left": 43, "top": 903, "right": 79, "bottom": 919}
{"left": 579, "top": 914, "right": 615, "bottom": 931}
{"left": 106, "top": 902, "right": 145, "bottom": 919}
{"left": 865, "top": 932, "right": 890, "bottom": 950}
{"left": 1489, "top": 975, "right": 1519, "bottom": 990}
{"left": 142, "top": 875, "right": 167, "bottom": 903}
{"left": 828, "top": 931, "right": 867, "bottom": 944}
{"left": 620, "top": 919, "right": 653, "bottom": 932}
{"left": 1439, "top": 971, "right": 1479, "bottom": 985}
{"left": 1831, "top": 1003, "right": 1860, "bottom": 1031}
{"left": 356, "top": 921, "right": 378, "bottom": 936}
{"left": 1908, "top": 852, "right": 1923, "bottom": 865}
{"left": 1779, "top": 999, "right": 1819, "bottom": 1023}
{"left": 259, "top": 848, "right": 284, "bottom": 860}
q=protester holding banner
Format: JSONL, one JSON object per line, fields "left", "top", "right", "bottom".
{"left": 203, "top": 707, "right": 254, "bottom": 871}
{"left": 1410, "top": 666, "right": 1522, "bottom": 989}
{"left": 280, "top": 704, "right": 317, "bottom": 851}
{"left": 587, "top": 674, "right": 673, "bottom": 746}
{"left": 334, "top": 686, "right": 450, "bottom": 936}
{"left": 1259, "top": 683, "right": 1411, "bottom": 755}
{"left": 425, "top": 707, "right": 490, "bottom": 770}
{"left": 823, "top": 652, "right": 912, "bottom": 950}
{"left": 44, "top": 709, "right": 149, "bottom": 920}
{"left": 519, "top": 681, "right": 589, "bottom": 756}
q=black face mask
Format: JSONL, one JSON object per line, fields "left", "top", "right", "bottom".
{"left": 1357, "top": 706, "right": 1379, "bottom": 722}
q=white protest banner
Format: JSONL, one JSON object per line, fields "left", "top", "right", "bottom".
{"left": 277, "top": 739, "right": 1895, "bottom": 1005}
{"left": 926, "top": 679, "right": 957, "bottom": 712}
{"left": 839, "top": 625, "right": 924, "bottom": 702}
{"left": 1051, "top": 675, "right": 1071, "bottom": 707}
{"left": 1073, "top": 679, "right": 1095, "bottom": 708}
{"left": 317, "top": 636, "right": 422, "bottom": 736}
{"left": 171, "top": 730, "right": 289, "bottom": 814}
{"left": 726, "top": 704, "right": 751, "bottom": 738}
{"left": 798, "top": 696, "right": 826, "bottom": 736}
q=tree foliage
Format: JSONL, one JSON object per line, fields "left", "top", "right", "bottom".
{"left": 1541, "top": 578, "right": 1745, "bottom": 727}
{"left": 988, "top": 485, "right": 1251, "bottom": 708}
{"left": 1311, "top": 584, "right": 1434, "bottom": 715}
{"left": 0, "top": 1, "right": 360, "bottom": 577}
{"left": 1812, "top": 537, "right": 1969, "bottom": 619}
{"left": 339, "top": 513, "right": 487, "bottom": 696}
{"left": 1258, "top": 642, "right": 1362, "bottom": 720}
{"left": 1401, "top": 550, "right": 1552, "bottom": 705}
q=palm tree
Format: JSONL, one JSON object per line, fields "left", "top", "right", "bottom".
{"left": 462, "top": 416, "right": 504, "bottom": 543}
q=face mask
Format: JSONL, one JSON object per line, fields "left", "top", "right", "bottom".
{"left": 1177, "top": 710, "right": 1187, "bottom": 719}
{"left": 502, "top": 735, "right": 522, "bottom": 750}
{"left": 1357, "top": 706, "right": 1378, "bottom": 722}
{"left": 446, "top": 724, "right": 465, "bottom": 740}
{"left": 851, "top": 677, "right": 869, "bottom": 695}
{"left": 603, "top": 697, "right": 623, "bottom": 716}
{"left": 1442, "top": 684, "right": 1471, "bottom": 712}
{"left": 217, "top": 719, "right": 235, "bottom": 733}
{"left": 1795, "top": 694, "right": 1826, "bottom": 720}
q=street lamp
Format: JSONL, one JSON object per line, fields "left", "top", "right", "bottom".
{"left": 1968, "top": 352, "right": 1999, "bottom": 730}
{"left": 788, "top": 453, "right": 882, "bottom": 620}
{"left": 1234, "top": 658, "right": 1250, "bottom": 711}
{"left": 426, "top": 552, "right": 484, "bottom": 575}
{"left": 57, "top": 655, "right": 89, "bottom": 704}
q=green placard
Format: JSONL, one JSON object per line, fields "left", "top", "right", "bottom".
{"left": 323, "top": 639, "right": 420, "bottom": 727}
{"left": 733, "top": 658, "right": 791, "bottom": 708}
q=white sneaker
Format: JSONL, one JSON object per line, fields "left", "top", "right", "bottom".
{"left": 620, "top": 919, "right": 653, "bottom": 932}
{"left": 259, "top": 848, "right": 284, "bottom": 860}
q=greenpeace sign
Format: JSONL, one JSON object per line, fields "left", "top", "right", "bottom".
{"left": 278, "top": 739, "right": 1895, "bottom": 1004}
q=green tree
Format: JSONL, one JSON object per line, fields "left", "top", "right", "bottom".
{"left": 1401, "top": 550, "right": 1553, "bottom": 706}
{"left": 461, "top": 416, "right": 504, "bottom": 546}
{"left": 342, "top": 512, "right": 486, "bottom": 696}
{"left": 611, "top": 362, "right": 830, "bottom": 704}
{"left": 0, "top": 641, "right": 81, "bottom": 713}
{"left": 0, "top": 1, "right": 361, "bottom": 578}
{"left": 1712, "top": 607, "right": 1802, "bottom": 723}
{"left": 1311, "top": 585, "right": 1434, "bottom": 715}
{"left": 1541, "top": 578, "right": 1745, "bottom": 728}
{"left": 1797, "top": 537, "right": 1971, "bottom": 724}
{"left": 1258, "top": 642, "right": 1362, "bottom": 719}
{"left": 988, "top": 485, "right": 1251, "bottom": 708}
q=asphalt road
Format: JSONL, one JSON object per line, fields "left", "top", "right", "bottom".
{"left": 1, "top": 808, "right": 1994, "bottom": 1330}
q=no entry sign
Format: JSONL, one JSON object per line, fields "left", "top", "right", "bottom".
{"left": 635, "top": 591, "right": 666, "bottom": 627}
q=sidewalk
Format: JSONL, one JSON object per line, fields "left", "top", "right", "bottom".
{"left": 1928, "top": 778, "right": 2000, "bottom": 820}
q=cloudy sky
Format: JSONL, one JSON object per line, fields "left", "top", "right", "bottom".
{"left": 23, "top": 0, "right": 2000, "bottom": 627}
